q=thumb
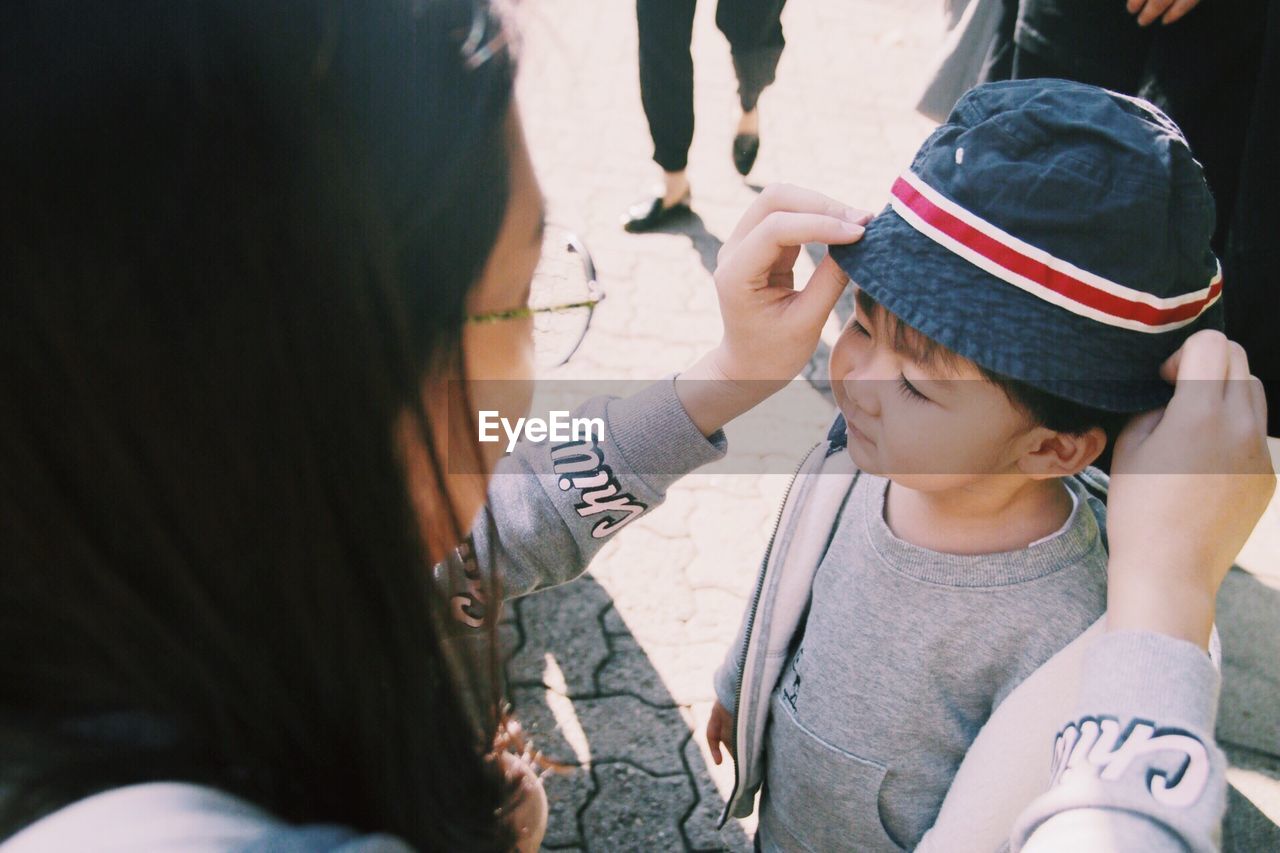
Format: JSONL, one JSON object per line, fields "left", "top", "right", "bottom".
{"left": 706, "top": 727, "right": 722, "bottom": 765}
{"left": 795, "top": 252, "right": 851, "bottom": 330}
{"left": 1112, "top": 408, "right": 1163, "bottom": 468}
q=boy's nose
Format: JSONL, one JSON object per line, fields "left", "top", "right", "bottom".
{"left": 839, "top": 354, "right": 893, "bottom": 417}
{"left": 841, "top": 377, "right": 879, "bottom": 418}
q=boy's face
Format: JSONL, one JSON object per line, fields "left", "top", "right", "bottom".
{"left": 827, "top": 290, "right": 1037, "bottom": 490}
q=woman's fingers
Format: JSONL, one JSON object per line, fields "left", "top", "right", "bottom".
{"left": 723, "top": 183, "right": 868, "bottom": 254}
{"left": 1224, "top": 340, "right": 1271, "bottom": 441}
{"left": 1129, "top": 0, "right": 1199, "bottom": 26}
{"left": 1159, "top": 332, "right": 1232, "bottom": 437}
{"left": 1160, "top": 0, "right": 1201, "bottom": 24}
{"left": 715, "top": 211, "right": 863, "bottom": 293}
{"left": 1112, "top": 407, "right": 1163, "bottom": 462}
{"left": 795, "top": 251, "right": 854, "bottom": 329}
{"left": 1133, "top": 0, "right": 1175, "bottom": 26}
{"left": 1248, "top": 376, "right": 1269, "bottom": 434}
{"left": 1225, "top": 340, "right": 1250, "bottom": 381}
{"left": 1160, "top": 328, "right": 1228, "bottom": 381}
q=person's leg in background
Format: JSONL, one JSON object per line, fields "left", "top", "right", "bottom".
{"left": 1013, "top": 0, "right": 1278, "bottom": 436}
{"left": 624, "top": 0, "right": 698, "bottom": 232}
{"left": 976, "top": 0, "right": 1018, "bottom": 84}
{"left": 1141, "top": 0, "right": 1277, "bottom": 436}
{"left": 1225, "top": 0, "right": 1280, "bottom": 436}
{"left": 716, "top": 0, "right": 787, "bottom": 177}
{"left": 1011, "top": 0, "right": 1150, "bottom": 92}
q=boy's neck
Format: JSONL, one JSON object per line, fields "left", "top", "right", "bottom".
{"left": 884, "top": 475, "right": 1073, "bottom": 556}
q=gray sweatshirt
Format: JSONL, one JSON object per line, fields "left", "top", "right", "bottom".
{"left": 747, "top": 471, "right": 1109, "bottom": 851}
{"left": 0, "top": 381, "right": 1229, "bottom": 852}
{"left": 712, "top": 417, "right": 1226, "bottom": 852}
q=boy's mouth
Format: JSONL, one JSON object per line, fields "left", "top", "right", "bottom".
{"left": 831, "top": 385, "right": 875, "bottom": 447}
{"left": 845, "top": 417, "right": 875, "bottom": 447}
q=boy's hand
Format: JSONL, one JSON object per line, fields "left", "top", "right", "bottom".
{"left": 1107, "top": 330, "right": 1275, "bottom": 647}
{"left": 677, "top": 184, "right": 870, "bottom": 436}
{"left": 706, "top": 700, "right": 737, "bottom": 765}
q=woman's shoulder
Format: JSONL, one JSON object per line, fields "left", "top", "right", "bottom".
{"left": 0, "top": 782, "right": 413, "bottom": 852}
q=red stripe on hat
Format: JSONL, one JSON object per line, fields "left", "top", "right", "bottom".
{"left": 891, "top": 176, "right": 1222, "bottom": 329}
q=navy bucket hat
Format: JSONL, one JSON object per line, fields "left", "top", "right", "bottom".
{"left": 829, "top": 79, "right": 1224, "bottom": 412}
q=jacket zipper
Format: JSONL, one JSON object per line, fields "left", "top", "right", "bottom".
{"left": 725, "top": 442, "right": 820, "bottom": 812}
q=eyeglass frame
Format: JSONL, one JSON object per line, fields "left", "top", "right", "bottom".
{"left": 465, "top": 227, "right": 605, "bottom": 368}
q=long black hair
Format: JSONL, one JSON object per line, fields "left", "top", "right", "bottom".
{"left": 0, "top": 1, "right": 517, "bottom": 847}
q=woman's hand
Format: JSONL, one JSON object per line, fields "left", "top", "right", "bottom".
{"left": 1128, "top": 0, "right": 1202, "bottom": 27}
{"left": 1107, "top": 330, "right": 1276, "bottom": 647}
{"left": 500, "top": 751, "right": 548, "bottom": 853}
{"left": 677, "top": 184, "right": 869, "bottom": 436}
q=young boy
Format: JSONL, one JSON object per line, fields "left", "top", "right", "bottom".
{"left": 706, "top": 79, "right": 1224, "bottom": 851}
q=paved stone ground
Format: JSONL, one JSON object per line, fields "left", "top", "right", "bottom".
{"left": 505, "top": 1, "right": 1280, "bottom": 849}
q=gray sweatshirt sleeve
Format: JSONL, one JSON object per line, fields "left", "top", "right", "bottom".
{"left": 469, "top": 378, "right": 726, "bottom": 602}
{"left": 1012, "top": 631, "right": 1227, "bottom": 853}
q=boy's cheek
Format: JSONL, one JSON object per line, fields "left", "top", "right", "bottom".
{"left": 827, "top": 327, "right": 868, "bottom": 385}
{"left": 870, "top": 420, "right": 949, "bottom": 480}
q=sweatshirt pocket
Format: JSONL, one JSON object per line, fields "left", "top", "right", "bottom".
{"left": 761, "top": 701, "right": 904, "bottom": 852}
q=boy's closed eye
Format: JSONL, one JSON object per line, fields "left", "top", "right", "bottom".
{"left": 897, "top": 375, "right": 932, "bottom": 403}
{"left": 846, "top": 319, "right": 938, "bottom": 405}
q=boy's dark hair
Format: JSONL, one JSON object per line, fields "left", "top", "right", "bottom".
{"left": 855, "top": 290, "right": 1128, "bottom": 456}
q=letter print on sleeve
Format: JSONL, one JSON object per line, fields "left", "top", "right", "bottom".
{"left": 550, "top": 439, "right": 649, "bottom": 539}
{"left": 1049, "top": 716, "right": 1211, "bottom": 809}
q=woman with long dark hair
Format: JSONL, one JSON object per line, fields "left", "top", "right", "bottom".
{"left": 0, "top": 1, "right": 1272, "bottom": 850}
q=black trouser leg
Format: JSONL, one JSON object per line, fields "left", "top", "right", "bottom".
{"left": 716, "top": 0, "right": 788, "bottom": 112}
{"left": 1012, "top": 0, "right": 1151, "bottom": 92}
{"left": 1010, "top": 45, "right": 1146, "bottom": 94}
{"left": 979, "top": 0, "right": 1018, "bottom": 83}
{"left": 637, "top": 0, "right": 698, "bottom": 172}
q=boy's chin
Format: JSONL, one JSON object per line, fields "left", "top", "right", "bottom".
{"left": 845, "top": 441, "right": 883, "bottom": 475}
{"left": 845, "top": 443, "right": 949, "bottom": 491}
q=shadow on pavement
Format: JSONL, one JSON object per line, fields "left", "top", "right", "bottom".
{"left": 642, "top": 209, "right": 723, "bottom": 278}
{"left": 1217, "top": 567, "right": 1280, "bottom": 851}
{"left": 503, "top": 575, "right": 751, "bottom": 852}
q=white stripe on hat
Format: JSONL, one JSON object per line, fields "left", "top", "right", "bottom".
{"left": 889, "top": 170, "right": 1222, "bottom": 333}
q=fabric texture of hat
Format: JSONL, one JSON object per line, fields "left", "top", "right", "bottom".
{"left": 829, "top": 78, "right": 1223, "bottom": 412}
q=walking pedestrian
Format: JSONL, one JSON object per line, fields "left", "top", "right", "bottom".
{"left": 622, "top": 0, "right": 789, "bottom": 232}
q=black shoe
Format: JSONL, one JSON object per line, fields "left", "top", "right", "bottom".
{"left": 622, "top": 191, "right": 691, "bottom": 233}
{"left": 732, "top": 133, "right": 760, "bottom": 176}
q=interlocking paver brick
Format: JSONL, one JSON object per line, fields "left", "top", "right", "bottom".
{"left": 598, "top": 634, "right": 724, "bottom": 707}
{"left": 566, "top": 695, "right": 689, "bottom": 777}
{"left": 508, "top": 577, "right": 612, "bottom": 696}
{"left": 581, "top": 763, "right": 695, "bottom": 852}
{"left": 511, "top": 686, "right": 585, "bottom": 767}
{"left": 541, "top": 766, "right": 594, "bottom": 850}
{"left": 681, "top": 728, "right": 752, "bottom": 853}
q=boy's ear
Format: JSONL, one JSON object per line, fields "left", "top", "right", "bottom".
{"left": 1016, "top": 426, "right": 1107, "bottom": 479}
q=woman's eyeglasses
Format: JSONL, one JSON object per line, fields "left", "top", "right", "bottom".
{"left": 467, "top": 224, "right": 604, "bottom": 370}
